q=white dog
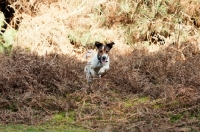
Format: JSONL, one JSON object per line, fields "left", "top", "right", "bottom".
{"left": 84, "top": 41, "right": 115, "bottom": 83}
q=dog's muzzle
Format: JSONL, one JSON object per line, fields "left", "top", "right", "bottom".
{"left": 101, "top": 55, "right": 109, "bottom": 64}
{"left": 98, "top": 55, "right": 108, "bottom": 64}
{"left": 102, "top": 56, "right": 107, "bottom": 62}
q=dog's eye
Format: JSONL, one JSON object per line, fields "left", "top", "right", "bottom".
{"left": 99, "top": 50, "right": 103, "bottom": 53}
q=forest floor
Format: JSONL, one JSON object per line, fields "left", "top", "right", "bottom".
{"left": 0, "top": 0, "right": 200, "bottom": 131}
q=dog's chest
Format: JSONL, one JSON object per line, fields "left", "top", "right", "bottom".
{"left": 93, "top": 63, "right": 105, "bottom": 73}
{"left": 96, "top": 62, "right": 106, "bottom": 67}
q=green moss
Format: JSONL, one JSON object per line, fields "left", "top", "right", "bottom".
{"left": 137, "top": 97, "right": 149, "bottom": 103}
{"left": 153, "top": 103, "right": 163, "bottom": 109}
{"left": 66, "top": 111, "right": 76, "bottom": 123}
{"left": 124, "top": 100, "right": 132, "bottom": 108}
{"left": 52, "top": 112, "right": 66, "bottom": 121}
{"left": 170, "top": 114, "right": 183, "bottom": 123}
{"left": 169, "top": 100, "right": 179, "bottom": 108}
{"left": 124, "top": 96, "right": 150, "bottom": 108}
{"left": 48, "top": 111, "right": 76, "bottom": 125}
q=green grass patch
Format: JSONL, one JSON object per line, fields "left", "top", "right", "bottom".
{"left": 0, "top": 112, "right": 89, "bottom": 132}
{"left": 136, "top": 97, "right": 149, "bottom": 103}
{"left": 124, "top": 96, "right": 149, "bottom": 108}
{"left": 0, "top": 124, "right": 89, "bottom": 132}
{"left": 170, "top": 113, "right": 183, "bottom": 123}
{"left": 153, "top": 103, "right": 163, "bottom": 109}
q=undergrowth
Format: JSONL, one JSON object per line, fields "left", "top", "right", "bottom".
{"left": 7, "top": 0, "right": 199, "bottom": 53}
{"left": 0, "top": 0, "right": 200, "bottom": 131}
{"left": 0, "top": 12, "right": 16, "bottom": 54}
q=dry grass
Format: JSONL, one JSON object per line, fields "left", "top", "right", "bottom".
{"left": 0, "top": 0, "right": 200, "bottom": 131}
{"left": 1, "top": 44, "right": 200, "bottom": 131}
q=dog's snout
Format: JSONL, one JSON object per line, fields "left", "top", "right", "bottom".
{"left": 102, "top": 56, "right": 106, "bottom": 60}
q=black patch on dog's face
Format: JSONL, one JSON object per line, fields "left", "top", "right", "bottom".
{"left": 95, "top": 41, "right": 115, "bottom": 51}
{"left": 95, "top": 41, "right": 103, "bottom": 49}
{"left": 106, "top": 42, "right": 115, "bottom": 49}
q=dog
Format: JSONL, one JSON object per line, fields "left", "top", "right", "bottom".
{"left": 84, "top": 41, "right": 115, "bottom": 83}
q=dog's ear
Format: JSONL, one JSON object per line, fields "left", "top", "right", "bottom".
{"left": 106, "top": 42, "right": 115, "bottom": 49}
{"left": 95, "top": 41, "right": 103, "bottom": 49}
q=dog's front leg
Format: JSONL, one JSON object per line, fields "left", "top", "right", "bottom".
{"left": 98, "top": 65, "right": 109, "bottom": 75}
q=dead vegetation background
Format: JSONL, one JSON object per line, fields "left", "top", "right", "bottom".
{"left": 0, "top": 0, "right": 200, "bottom": 131}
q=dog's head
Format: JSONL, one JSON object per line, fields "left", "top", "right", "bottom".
{"left": 95, "top": 41, "right": 115, "bottom": 63}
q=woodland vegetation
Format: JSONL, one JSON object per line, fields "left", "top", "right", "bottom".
{"left": 0, "top": 0, "right": 200, "bottom": 131}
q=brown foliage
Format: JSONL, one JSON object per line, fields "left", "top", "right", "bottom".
{"left": 0, "top": 41, "right": 200, "bottom": 131}
{"left": 0, "top": 0, "right": 200, "bottom": 131}
{"left": 0, "top": 48, "right": 85, "bottom": 124}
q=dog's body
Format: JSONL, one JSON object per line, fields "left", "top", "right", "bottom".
{"left": 84, "top": 41, "right": 115, "bottom": 82}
